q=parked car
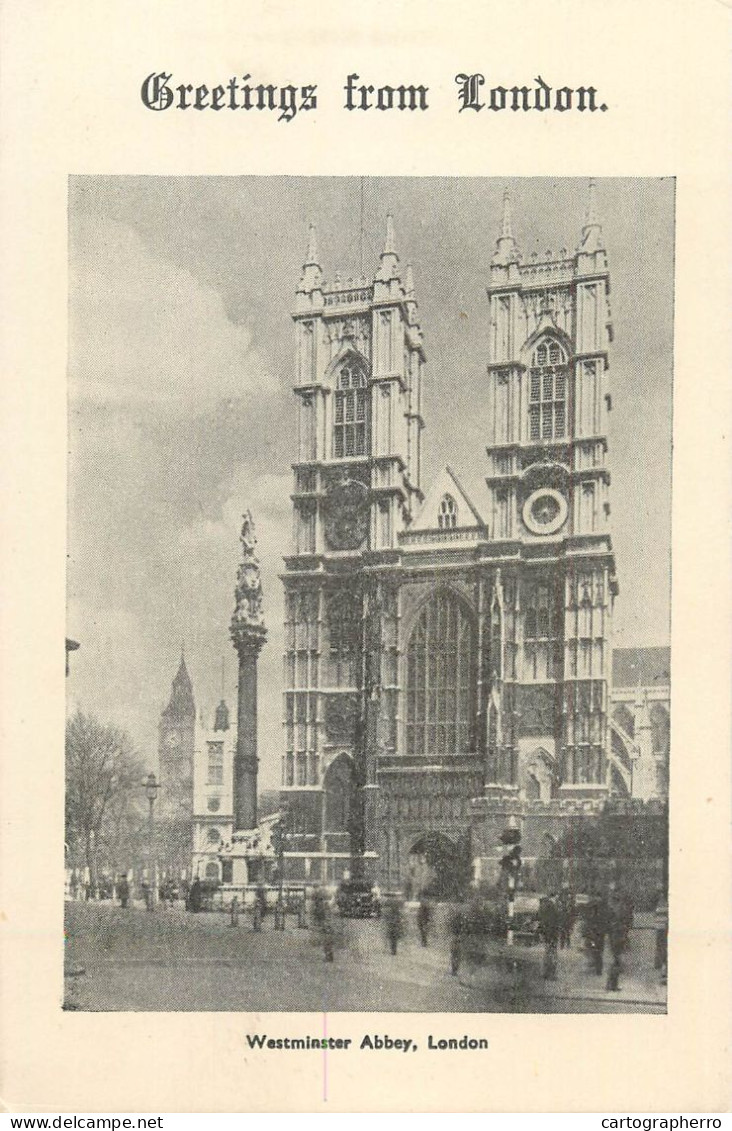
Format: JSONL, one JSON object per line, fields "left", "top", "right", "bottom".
{"left": 511, "top": 894, "right": 542, "bottom": 945}
{"left": 336, "top": 879, "right": 381, "bottom": 918}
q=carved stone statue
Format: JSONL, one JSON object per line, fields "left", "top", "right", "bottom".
{"left": 230, "top": 510, "right": 267, "bottom": 647}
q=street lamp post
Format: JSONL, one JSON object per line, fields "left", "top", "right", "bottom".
{"left": 144, "top": 773, "right": 160, "bottom": 911}
{"left": 276, "top": 803, "right": 289, "bottom": 930}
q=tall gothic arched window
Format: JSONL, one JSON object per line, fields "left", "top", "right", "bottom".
{"left": 333, "top": 359, "right": 369, "bottom": 458}
{"left": 324, "top": 753, "right": 354, "bottom": 832}
{"left": 438, "top": 494, "right": 458, "bottom": 529}
{"left": 405, "top": 592, "right": 475, "bottom": 758}
{"left": 528, "top": 337, "right": 567, "bottom": 441}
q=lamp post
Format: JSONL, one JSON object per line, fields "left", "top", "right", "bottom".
{"left": 144, "top": 773, "right": 160, "bottom": 911}
{"left": 276, "top": 803, "right": 289, "bottom": 930}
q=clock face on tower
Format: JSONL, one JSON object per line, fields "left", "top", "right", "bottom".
{"left": 324, "top": 478, "right": 370, "bottom": 550}
{"left": 522, "top": 488, "right": 568, "bottom": 535}
{"left": 166, "top": 730, "right": 180, "bottom": 747}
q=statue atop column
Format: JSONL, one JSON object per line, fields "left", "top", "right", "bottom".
{"left": 229, "top": 509, "right": 267, "bottom": 839}
{"left": 230, "top": 510, "right": 267, "bottom": 646}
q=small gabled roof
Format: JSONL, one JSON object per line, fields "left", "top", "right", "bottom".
{"left": 411, "top": 465, "right": 490, "bottom": 532}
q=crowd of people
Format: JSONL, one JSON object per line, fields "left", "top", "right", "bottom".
{"left": 536, "top": 881, "right": 636, "bottom": 990}
{"left": 69, "top": 866, "right": 669, "bottom": 994}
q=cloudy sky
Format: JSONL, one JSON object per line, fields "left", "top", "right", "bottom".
{"left": 67, "top": 176, "right": 674, "bottom": 789}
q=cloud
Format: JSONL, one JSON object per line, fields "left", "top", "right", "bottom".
{"left": 178, "top": 469, "right": 292, "bottom": 553}
{"left": 69, "top": 215, "right": 277, "bottom": 411}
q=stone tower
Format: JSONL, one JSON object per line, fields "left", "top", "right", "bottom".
{"left": 479, "top": 182, "right": 617, "bottom": 812}
{"left": 158, "top": 652, "right": 196, "bottom": 876}
{"left": 281, "top": 218, "right": 426, "bottom": 880}
{"left": 230, "top": 511, "right": 267, "bottom": 834}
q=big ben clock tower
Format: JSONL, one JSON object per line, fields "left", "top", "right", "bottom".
{"left": 481, "top": 182, "right": 618, "bottom": 805}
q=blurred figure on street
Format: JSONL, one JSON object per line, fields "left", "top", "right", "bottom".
{"left": 448, "top": 905, "right": 464, "bottom": 976}
{"left": 188, "top": 877, "right": 202, "bottom": 913}
{"left": 311, "top": 886, "right": 336, "bottom": 961}
{"left": 383, "top": 895, "right": 404, "bottom": 956}
{"left": 416, "top": 896, "right": 432, "bottom": 947}
{"left": 619, "top": 889, "right": 635, "bottom": 951}
{"left": 538, "top": 892, "right": 560, "bottom": 980}
{"left": 557, "top": 882, "right": 575, "bottom": 949}
{"left": 583, "top": 891, "right": 609, "bottom": 975}
{"left": 117, "top": 873, "right": 129, "bottom": 909}
{"left": 605, "top": 882, "right": 627, "bottom": 991}
{"left": 255, "top": 885, "right": 267, "bottom": 923}
{"left": 654, "top": 888, "right": 668, "bottom": 985}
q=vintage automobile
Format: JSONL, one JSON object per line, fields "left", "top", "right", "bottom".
{"left": 336, "top": 879, "right": 382, "bottom": 918}
{"left": 511, "top": 894, "right": 542, "bottom": 945}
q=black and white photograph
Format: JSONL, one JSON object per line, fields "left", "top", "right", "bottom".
{"left": 64, "top": 176, "right": 673, "bottom": 1015}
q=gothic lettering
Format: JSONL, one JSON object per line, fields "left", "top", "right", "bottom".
{"left": 140, "top": 72, "right": 318, "bottom": 122}
{"left": 454, "top": 73, "right": 608, "bottom": 113}
{"left": 344, "top": 73, "right": 429, "bottom": 111}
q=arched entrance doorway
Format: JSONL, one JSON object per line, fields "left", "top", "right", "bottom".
{"left": 408, "top": 832, "right": 470, "bottom": 900}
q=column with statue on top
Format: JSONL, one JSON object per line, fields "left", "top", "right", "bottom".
{"left": 226, "top": 511, "right": 268, "bottom": 886}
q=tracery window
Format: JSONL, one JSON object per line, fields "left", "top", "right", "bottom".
{"left": 333, "top": 360, "right": 369, "bottom": 458}
{"left": 207, "top": 742, "right": 224, "bottom": 785}
{"left": 405, "top": 592, "right": 475, "bottom": 758}
{"left": 438, "top": 494, "right": 458, "bottom": 529}
{"left": 523, "top": 578, "right": 560, "bottom": 680}
{"left": 528, "top": 338, "right": 568, "bottom": 441}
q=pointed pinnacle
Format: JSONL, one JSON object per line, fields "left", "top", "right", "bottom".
{"left": 500, "top": 188, "right": 513, "bottom": 239}
{"left": 383, "top": 212, "right": 396, "bottom": 256}
{"left": 585, "top": 178, "right": 599, "bottom": 227}
{"left": 305, "top": 222, "right": 319, "bottom": 266}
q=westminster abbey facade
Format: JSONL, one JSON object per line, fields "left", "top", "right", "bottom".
{"left": 278, "top": 185, "right": 665, "bottom": 893}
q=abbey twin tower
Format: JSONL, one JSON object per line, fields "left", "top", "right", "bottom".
{"left": 179, "top": 182, "right": 667, "bottom": 895}
{"left": 263, "top": 181, "right": 666, "bottom": 893}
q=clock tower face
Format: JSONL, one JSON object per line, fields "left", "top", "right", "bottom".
{"left": 522, "top": 487, "right": 568, "bottom": 536}
{"left": 166, "top": 729, "right": 180, "bottom": 748}
{"left": 324, "top": 478, "right": 370, "bottom": 551}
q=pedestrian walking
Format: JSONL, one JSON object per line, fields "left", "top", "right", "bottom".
{"left": 188, "top": 877, "right": 202, "bottom": 913}
{"left": 416, "top": 897, "right": 432, "bottom": 947}
{"left": 383, "top": 896, "right": 404, "bottom": 956}
{"left": 538, "top": 892, "right": 560, "bottom": 980}
{"left": 322, "top": 919, "right": 335, "bottom": 963}
{"left": 619, "top": 890, "right": 635, "bottom": 951}
{"left": 310, "top": 887, "right": 336, "bottom": 961}
{"left": 557, "top": 882, "right": 575, "bottom": 949}
{"left": 117, "top": 874, "right": 129, "bottom": 910}
{"left": 583, "top": 893, "right": 608, "bottom": 975}
{"left": 448, "top": 906, "right": 464, "bottom": 976}
{"left": 605, "top": 885, "right": 626, "bottom": 992}
{"left": 653, "top": 889, "right": 668, "bottom": 984}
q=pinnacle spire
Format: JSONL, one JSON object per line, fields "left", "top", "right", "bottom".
{"left": 305, "top": 222, "right": 319, "bottom": 266}
{"left": 578, "top": 177, "right": 605, "bottom": 253}
{"left": 164, "top": 649, "right": 195, "bottom": 719}
{"left": 491, "top": 187, "right": 520, "bottom": 267}
{"left": 384, "top": 212, "right": 396, "bottom": 256}
{"left": 500, "top": 188, "right": 513, "bottom": 239}
{"left": 376, "top": 211, "right": 400, "bottom": 282}
{"left": 585, "top": 178, "right": 598, "bottom": 227}
{"left": 297, "top": 222, "right": 323, "bottom": 295}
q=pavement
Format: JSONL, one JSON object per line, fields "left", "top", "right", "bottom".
{"left": 63, "top": 901, "right": 667, "bottom": 1014}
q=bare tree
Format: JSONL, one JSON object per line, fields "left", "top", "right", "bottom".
{"left": 65, "top": 709, "right": 145, "bottom": 890}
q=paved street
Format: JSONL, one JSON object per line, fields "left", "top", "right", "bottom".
{"left": 64, "top": 901, "right": 666, "bottom": 1014}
